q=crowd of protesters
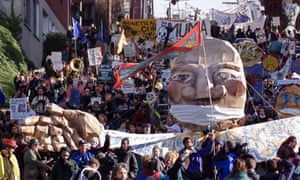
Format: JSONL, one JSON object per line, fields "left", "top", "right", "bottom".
{"left": 0, "top": 20, "right": 299, "bottom": 179}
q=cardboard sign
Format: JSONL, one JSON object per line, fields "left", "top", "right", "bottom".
{"left": 10, "top": 98, "right": 27, "bottom": 119}
{"left": 120, "top": 79, "right": 135, "bottom": 94}
{"left": 272, "top": 16, "right": 280, "bottom": 26}
{"left": 91, "top": 97, "right": 102, "bottom": 104}
{"left": 123, "top": 41, "right": 137, "bottom": 57}
{"left": 51, "top": 52, "right": 63, "bottom": 70}
{"left": 88, "top": 47, "right": 103, "bottom": 66}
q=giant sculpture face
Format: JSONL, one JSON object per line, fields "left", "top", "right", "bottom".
{"left": 168, "top": 38, "right": 247, "bottom": 129}
{"left": 275, "top": 84, "right": 300, "bottom": 116}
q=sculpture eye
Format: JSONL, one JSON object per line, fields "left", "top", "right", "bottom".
{"left": 280, "top": 93, "right": 290, "bottom": 102}
{"left": 294, "top": 95, "right": 300, "bottom": 104}
{"left": 214, "top": 71, "right": 237, "bottom": 84}
{"left": 170, "top": 73, "right": 192, "bottom": 83}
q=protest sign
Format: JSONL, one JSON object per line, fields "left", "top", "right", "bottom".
{"left": 123, "top": 41, "right": 137, "bottom": 57}
{"left": 51, "top": 52, "right": 63, "bottom": 70}
{"left": 121, "top": 19, "right": 156, "bottom": 42}
{"left": 91, "top": 97, "right": 102, "bottom": 104}
{"left": 120, "top": 79, "right": 135, "bottom": 94}
{"left": 88, "top": 47, "right": 103, "bottom": 66}
{"left": 10, "top": 98, "right": 27, "bottom": 120}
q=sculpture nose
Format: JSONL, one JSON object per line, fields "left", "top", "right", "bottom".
{"left": 194, "top": 67, "right": 213, "bottom": 99}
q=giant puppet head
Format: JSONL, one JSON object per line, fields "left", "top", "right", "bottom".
{"left": 275, "top": 81, "right": 300, "bottom": 117}
{"left": 168, "top": 37, "right": 247, "bottom": 131}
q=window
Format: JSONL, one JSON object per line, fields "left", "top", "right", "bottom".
{"left": 33, "top": 0, "right": 40, "bottom": 37}
{"left": 24, "top": 0, "right": 31, "bottom": 27}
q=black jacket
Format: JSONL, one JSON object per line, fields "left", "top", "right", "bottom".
{"left": 114, "top": 148, "right": 138, "bottom": 180}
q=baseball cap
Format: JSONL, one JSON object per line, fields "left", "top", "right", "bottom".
{"left": 29, "top": 138, "right": 39, "bottom": 145}
{"left": 79, "top": 139, "right": 87, "bottom": 145}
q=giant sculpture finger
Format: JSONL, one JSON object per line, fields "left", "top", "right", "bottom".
{"left": 168, "top": 37, "right": 247, "bottom": 131}
{"left": 20, "top": 103, "right": 103, "bottom": 152}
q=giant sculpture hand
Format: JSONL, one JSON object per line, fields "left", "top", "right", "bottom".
{"left": 20, "top": 103, "right": 103, "bottom": 152}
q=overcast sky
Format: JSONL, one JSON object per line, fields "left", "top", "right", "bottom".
{"left": 153, "top": 0, "right": 259, "bottom": 18}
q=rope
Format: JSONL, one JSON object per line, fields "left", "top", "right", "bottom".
{"left": 201, "top": 38, "right": 215, "bottom": 131}
{"left": 246, "top": 81, "right": 281, "bottom": 115}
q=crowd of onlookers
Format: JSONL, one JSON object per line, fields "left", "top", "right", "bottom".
{"left": 0, "top": 21, "right": 299, "bottom": 179}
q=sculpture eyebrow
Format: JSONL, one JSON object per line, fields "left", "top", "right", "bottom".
{"left": 217, "top": 64, "right": 240, "bottom": 72}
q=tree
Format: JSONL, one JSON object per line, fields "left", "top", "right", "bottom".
{"left": 0, "top": 25, "right": 27, "bottom": 106}
{"left": 0, "top": 0, "right": 22, "bottom": 41}
{"left": 43, "top": 32, "right": 68, "bottom": 55}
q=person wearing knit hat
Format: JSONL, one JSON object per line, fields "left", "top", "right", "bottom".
{"left": 0, "top": 138, "right": 20, "bottom": 180}
{"left": 50, "top": 146, "right": 79, "bottom": 180}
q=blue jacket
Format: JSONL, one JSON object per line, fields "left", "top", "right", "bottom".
{"left": 179, "top": 140, "right": 214, "bottom": 174}
{"left": 70, "top": 150, "right": 95, "bottom": 168}
{"left": 214, "top": 152, "right": 237, "bottom": 180}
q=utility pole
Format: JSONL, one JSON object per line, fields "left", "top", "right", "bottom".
{"left": 108, "top": 0, "right": 112, "bottom": 34}
{"left": 79, "top": 0, "right": 83, "bottom": 26}
{"left": 167, "top": 2, "right": 172, "bottom": 20}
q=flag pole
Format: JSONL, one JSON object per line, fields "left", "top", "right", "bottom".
{"left": 79, "top": 0, "right": 83, "bottom": 26}
{"left": 74, "top": 38, "right": 77, "bottom": 57}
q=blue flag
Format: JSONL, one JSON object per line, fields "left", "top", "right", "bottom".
{"left": 72, "top": 17, "right": 87, "bottom": 43}
{"left": 96, "top": 20, "right": 105, "bottom": 42}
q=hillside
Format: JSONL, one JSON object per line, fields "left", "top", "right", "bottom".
{"left": 0, "top": 25, "right": 27, "bottom": 106}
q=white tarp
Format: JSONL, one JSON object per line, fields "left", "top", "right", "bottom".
{"left": 103, "top": 116, "right": 300, "bottom": 162}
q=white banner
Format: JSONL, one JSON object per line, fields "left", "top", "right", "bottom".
{"left": 103, "top": 116, "right": 300, "bottom": 162}
{"left": 156, "top": 20, "right": 198, "bottom": 45}
{"left": 51, "top": 52, "right": 63, "bottom": 71}
{"left": 10, "top": 98, "right": 27, "bottom": 120}
{"left": 211, "top": 9, "right": 236, "bottom": 26}
{"left": 87, "top": 47, "right": 103, "bottom": 66}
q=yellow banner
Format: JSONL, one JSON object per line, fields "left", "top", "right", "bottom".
{"left": 121, "top": 19, "right": 156, "bottom": 42}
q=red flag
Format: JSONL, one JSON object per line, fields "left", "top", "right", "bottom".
{"left": 113, "top": 63, "right": 139, "bottom": 89}
{"left": 119, "top": 22, "right": 202, "bottom": 80}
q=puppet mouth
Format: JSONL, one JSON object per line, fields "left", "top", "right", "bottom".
{"left": 194, "top": 98, "right": 221, "bottom": 105}
{"left": 169, "top": 104, "right": 244, "bottom": 126}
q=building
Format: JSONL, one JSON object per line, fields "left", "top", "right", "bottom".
{"left": 1, "top": 0, "right": 153, "bottom": 67}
